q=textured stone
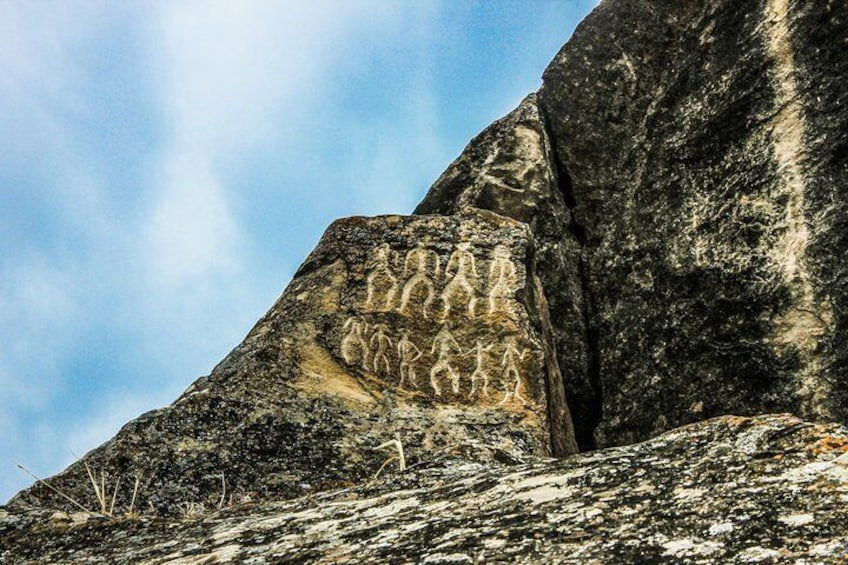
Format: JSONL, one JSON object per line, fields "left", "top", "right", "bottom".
{"left": 536, "top": 0, "right": 848, "bottom": 446}
{"left": 416, "top": 94, "right": 594, "bottom": 450}
{"left": 3, "top": 415, "right": 847, "bottom": 563}
{"left": 9, "top": 211, "right": 576, "bottom": 516}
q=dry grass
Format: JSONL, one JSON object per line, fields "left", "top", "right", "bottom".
{"left": 374, "top": 438, "right": 406, "bottom": 478}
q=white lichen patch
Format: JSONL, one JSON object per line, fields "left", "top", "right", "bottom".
{"left": 518, "top": 484, "right": 577, "bottom": 504}
{"left": 708, "top": 522, "right": 735, "bottom": 536}
{"left": 778, "top": 513, "right": 814, "bottom": 527}
{"left": 737, "top": 546, "right": 781, "bottom": 562}
{"left": 422, "top": 552, "right": 473, "bottom": 564}
{"left": 734, "top": 426, "right": 772, "bottom": 456}
{"left": 662, "top": 538, "right": 695, "bottom": 556}
{"left": 810, "top": 539, "right": 848, "bottom": 557}
{"left": 673, "top": 487, "right": 706, "bottom": 501}
{"left": 774, "top": 460, "right": 846, "bottom": 484}
{"left": 361, "top": 497, "right": 420, "bottom": 519}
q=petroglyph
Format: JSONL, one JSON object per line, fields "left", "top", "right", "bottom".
{"left": 370, "top": 324, "right": 394, "bottom": 376}
{"left": 440, "top": 242, "right": 479, "bottom": 319}
{"left": 341, "top": 317, "right": 371, "bottom": 371}
{"left": 397, "top": 330, "right": 422, "bottom": 390}
{"left": 487, "top": 245, "right": 520, "bottom": 317}
{"left": 464, "top": 340, "right": 495, "bottom": 400}
{"left": 364, "top": 243, "right": 398, "bottom": 312}
{"left": 429, "top": 326, "right": 463, "bottom": 397}
{"left": 499, "top": 336, "right": 529, "bottom": 405}
{"left": 399, "top": 243, "right": 441, "bottom": 318}
{"left": 333, "top": 232, "right": 540, "bottom": 411}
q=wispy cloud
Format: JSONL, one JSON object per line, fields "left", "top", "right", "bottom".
{"left": 140, "top": 0, "right": 410, "bottom": 288}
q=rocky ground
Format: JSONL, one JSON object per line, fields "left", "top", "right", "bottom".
{"left": 3, "top": 414, "right": 847, "bottom": 563}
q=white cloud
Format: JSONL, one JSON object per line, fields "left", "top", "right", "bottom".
{"left": 0, "top": 259, "right": 78, "bottom": 408}
{"left": 145, "top": 151, "right": 239, "bottom": 287}
{"left": 141, "top": 0, "right": 409, "bottom": 289}
{"left": 0, "top": 0, "right": 448, "bottom": 503}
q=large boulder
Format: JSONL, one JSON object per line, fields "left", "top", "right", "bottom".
{"left": 9, "top": 211, "right": 576, "bottom": 515}
{"left": 535, "top": 0, "right": 846, "bottom": 446}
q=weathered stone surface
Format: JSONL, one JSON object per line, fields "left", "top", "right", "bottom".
{"left": 3, "top": 414, "right": 847, "bottom": 563}
{"left": 535, "top": 0, "right": 848, "bottom": 446}
{"left": 9, "top": 211, "right": 575, "bottom": 516}
{"left": 415, "top": 94, "right": 595, "bottom": 450}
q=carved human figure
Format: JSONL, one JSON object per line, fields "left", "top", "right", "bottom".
{"left": 364, "top": 243, "right": 398, "bottom": 311}
{"left": 440, "top": 242, "right": 479, "bottom": 319}
{"left": 487, "top": 245, "right": 519, "bottom": 317}
{"left": 341, "top": 317, "right": 370, "bottom": 370}
{"left": 463, "top": 339, "right": 495, "bottom": 400}
{"left": 498, "top": 336, "right": 529, "bottom": 405}
{"left": 429, "top": 326, "right": 462, "bottom": 396}
{"left": 397, "top": 330, "right": 422, "bottom": 390}
{"left": 399, "top": 242, "right": 441, "bottom": 318}
{"left": 370, "top": 323, "right": 394, "bottom": 376}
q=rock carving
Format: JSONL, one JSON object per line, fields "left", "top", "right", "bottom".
{"left": 487, "top": 245, "right": 519, "bottom": 317}
{"left": 397, "top": 330, "right": 422, "bottom": 390}
{"left": 341, "top": 316, "right": 371, "bottom": 370}
{"left": 370, "top": 323, "right": 394, "bottom": 376}
{"left": 399, "top": 242, "right": 441, "bottom": 318}
{"left": 429, "top": 325, "right": 462, "bottom": 397}
{"left": 364, "top": 243, "right": 398, "bottom": 311}
{"left": 499, "top": 336, "right": 528, "bottom": 405}
{"left": 464, "top": 340, "right": 495, "bottom": 399}
{"left": 440, "top": 242, "right": 479, "bottom": 319}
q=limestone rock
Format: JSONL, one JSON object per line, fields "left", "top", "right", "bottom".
{"left": 5, "top": 0, "right": 848, "bottom": 561}
{"left": 3, "top": 414, "right": 847, "bottom": 563}
{"left": 9, "top": 211, "right": 576, "bottom": 516}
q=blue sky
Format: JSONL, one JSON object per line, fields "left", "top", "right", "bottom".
{"left": 0, "top": 0, "right": 597, "bottom": 502}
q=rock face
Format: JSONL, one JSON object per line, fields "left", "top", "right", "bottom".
{"left": 3, "top": 414, "right": 848, "bottom": 563}
{"left": 10, "top": 211, "right": 576, "bottom": 515}
{"left": 4, "top": 0, "right": 848, "bottom": 561}
{"left": 536, "top": 0, "right": 848, "bottom": 446}
{"left": 415, "top": 95, "right": 594, "bottom": 450}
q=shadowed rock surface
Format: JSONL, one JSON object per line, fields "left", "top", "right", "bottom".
{"left": 3, "top": 415, "right": 847, "bottom": 563}
{"left": 538, "top": 0, "right": 848, "bottom": 446}
{"left": 3, "top": 0, "right": 848, "bottom": 562}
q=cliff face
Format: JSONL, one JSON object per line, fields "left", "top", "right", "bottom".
{"left": 537, "top": 0, "right": 848, "bottom": 446}
{"left": 10, "top": 212, "right": 577, "bottom": 516}
{"left": 3, "top": 0, "right": 848, "bottom": 562}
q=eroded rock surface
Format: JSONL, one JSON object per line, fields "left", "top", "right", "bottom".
{"left": 534, "top": 0, "right": 848, "bottom": 445}
{"left": 415, "top": 94, "right": 594, "bottom": 450}
{"left": 3, "top": 415, "right": 847, "bottom": 563}
{"left": 9, "top": 211, "right": 575, "bottom": 516}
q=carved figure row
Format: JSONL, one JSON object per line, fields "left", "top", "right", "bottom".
{"left": 340, "top": 317, "right": 531, "bottom": 404}
{"left": 363, "top": 242, "right": 520, "bottom": 320}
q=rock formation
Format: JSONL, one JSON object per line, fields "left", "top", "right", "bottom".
{"left": 7, "top": 211, "right": 577, "bottom": 517}
{"left": 538, "top": 0, "right": 848, "bottom": 446}
{"left": 3, "top": 414, "right": 847, "bottom": 563}
{"left": 3, "top": 0, "right": 848, "bottom": 562}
